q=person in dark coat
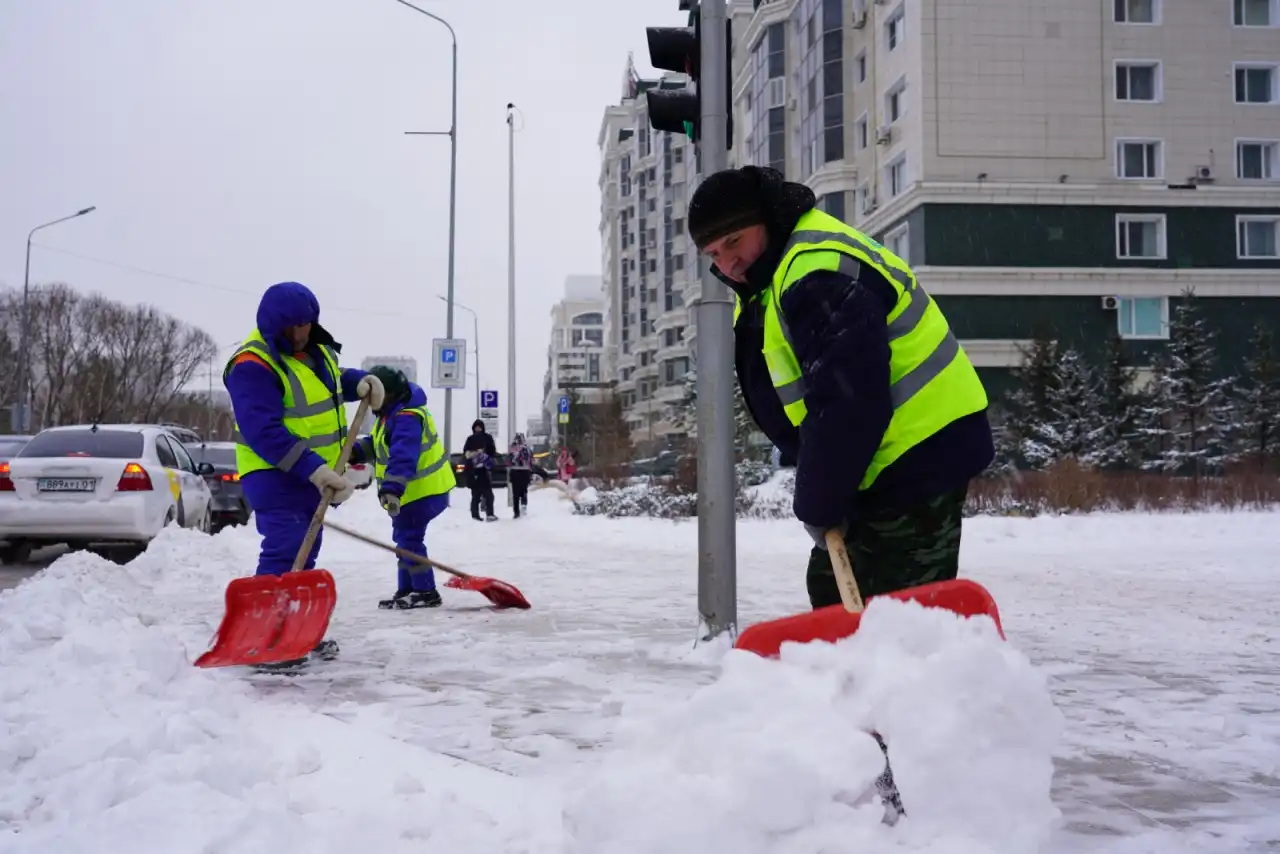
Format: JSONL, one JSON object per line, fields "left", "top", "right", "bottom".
{"left": 462, "top": 419, "right": 497, "bottom": 521}
{"left": 352, "top": 366, "right": 454, "bottom": 609}
{"left": 507, "top": 433, "right": 533, "bottom": 518}
{"left": 686, "top": 166, "right": 994, "bottom": 608}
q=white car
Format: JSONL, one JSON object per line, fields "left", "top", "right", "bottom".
{"left": 0, "top": 423, "right": 215, "bottom": 564}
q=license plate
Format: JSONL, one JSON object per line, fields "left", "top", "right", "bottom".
{"left": 37, "top": 477, "right": 97, "bottom": 492}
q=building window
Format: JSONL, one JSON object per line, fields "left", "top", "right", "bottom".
{"left": 856, "top": 112, "right": 869, "bottom": 149}
{"left": 1237, "top": 216, "right": 1280, "bottom": 258}
{"left": 1116, "top": 297, "right": 1167, "bottom": 339}
{"left": 886, "top": 77, "right": 907, "bottom": 122}
{"left": 1115, "top": 61, "right": 1161, "bottom": 102}
{"left": 1114, "top": 0, "right": 1158, "bottom": 24}
{"left": 750, "top": 23, "right": 787, "bottom": 173}
{"left": 888, "top": 156, "right": 907, "bottom": 197}
{"left": 796, "top": 0, "right": 844, "bottom": 177}
{"left": 1237, "top": 140, "right": 1278, "bottom": 179}
{"left": 885, "top": 4, "right": 905, "bottom": 50}
{"left": 821, "top": 191, "right": 846, "bottom": 221}
{"left": 885, "top": 223, "right": 909, "bottom": 261}
{"left": 1234, "top": 0, "right": 1275, "bottom": 26}
{"left": 857, "top": 182, "right": 874, "bottom": 216}
{"left": 1116, "top": 139, "right": 1163, "bottom": 179}
{"left": 1236, "top": 65, "right": 1278, "bottom": 104}
{"left": 855, "top": 51, "right": 867, "bottom": 83}
{"left": 1115, "top": 214, "right": 1167, "bottom": 259}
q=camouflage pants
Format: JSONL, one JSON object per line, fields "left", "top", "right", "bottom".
{"left": 805, "top": 485, "right": 968, "bottom": 609}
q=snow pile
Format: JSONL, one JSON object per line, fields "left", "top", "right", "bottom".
{"left": 562, "top": 599, "right": 1063, "bottom": 854}
{"left": 573, "top": 461, "right": 791, "bottom": 519}
{"left": 0, "top": 527, "right": 561, "bottom": 853}
{"left": 740, "top": 468, "right": 796, "bottom": 519}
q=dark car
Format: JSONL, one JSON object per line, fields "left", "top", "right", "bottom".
{"left": 449, "top": 452, "right": 509, "bottom": 490}
{"left": 185, "top": 441, "right": 251, "bottom": 532}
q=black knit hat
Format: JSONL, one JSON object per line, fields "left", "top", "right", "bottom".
{"left": 368, "top": 365, "right": 410, "bottom": 408}
{"left": 687, "top": 167, "right": 770, "bottom": 249}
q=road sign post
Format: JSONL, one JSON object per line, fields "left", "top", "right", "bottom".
{"left": 479, "top": 389, "right": 500, "bottom": 438}
{"left": 432, "top": 338, "right": 468, "bottom": 392}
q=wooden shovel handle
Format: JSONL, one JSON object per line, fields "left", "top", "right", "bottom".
{"left": 322, "top": 518, "right": 470, "bottom": 580}
{"left": 825, "top": 528, "right": 865, "bottom": 614}
{"left": 290, "top": 397, "right": 372, "bottom": 573}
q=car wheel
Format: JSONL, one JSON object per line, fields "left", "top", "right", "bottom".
{"left": 163, "top": 507, "right": 176, "bottom": 528}
{"left": 198, "top": 506, "right": 213, "bottom": 534}
{"left": 0, "top": 541, "right": 34, "bottom": 565}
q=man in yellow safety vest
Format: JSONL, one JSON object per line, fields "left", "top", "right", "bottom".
{"left": 686, "top": 166, "right": 994, "bottom": 608}
{"left": 224, "top": 281, "right": 386, "bottom": 661}
{"left": 351, "top": 365, "right": 455, "bottom": 609}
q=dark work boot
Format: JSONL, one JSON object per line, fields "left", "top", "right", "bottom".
{"left": 379, "top": 589, "right": 441, "bottom": 609}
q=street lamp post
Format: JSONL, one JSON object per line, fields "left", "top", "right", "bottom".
{"left": 15, "top": 205, "right": 97, "bottom": 433}
{"left": 505, "top": 103, "right": 517, "bottom": 449}
{"left": 436, "top": 294, "right": 479, "bottom": 419}
{"left": 396, "top": 0, "right": 459, "bottom": 456}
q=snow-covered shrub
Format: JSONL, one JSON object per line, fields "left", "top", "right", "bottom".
{"left": 573, "top": 461, "right": 795, "bottom": 519}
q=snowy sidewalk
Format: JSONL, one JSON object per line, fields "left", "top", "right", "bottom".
{"left": 2, "top": 485, "right": 1278, "bottom": 852}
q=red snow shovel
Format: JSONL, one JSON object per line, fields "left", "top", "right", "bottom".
{"left": 734, "top": 529, "right": 1004, "bottom": 659}
{"left": 194, "top": 399, "right": 371, "bottom": 668}
{"left": 322, "top": 519, "right": 531, "bottom": 610}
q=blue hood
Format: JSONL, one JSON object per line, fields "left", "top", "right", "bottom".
{"left": 256, "top": 281, "right": 322, "bottom": 359}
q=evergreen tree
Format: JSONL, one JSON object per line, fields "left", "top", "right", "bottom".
{"left": 673, "top": 370, "right": 698, "bottom": 437}
{"left": 1094, "top": 333, "right": 1141, "bottom": 470}
{"left": 1231, "top": 321, "right": 1280, "bottom": 469}
{"left": 1138, "top": 290, "right": 1235, "bottom": 474}
{"left": 1023, "top": 348, "right": 1106, "bottom": 468}
{"left": 1000, "top": 335, "right": 1059, "bottom": 469}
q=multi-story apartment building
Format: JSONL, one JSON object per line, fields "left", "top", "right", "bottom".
{"left": 541, "top": 275, "right": 609, "bottom": 440}
{"left": 734, "top": 0, "right": 1280, "bottom": 396}
{"left": 598, "top": 69, "right": 699, "bottom": 449}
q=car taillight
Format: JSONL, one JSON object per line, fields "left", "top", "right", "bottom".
{"left": 220, "top": 472, "right": 240, "bottom": 482}
{"left": 116, "top": 462, "right": 153, "bottom": 492}
{"left": 0, "top": 462, "right": 13, "bottom": 492}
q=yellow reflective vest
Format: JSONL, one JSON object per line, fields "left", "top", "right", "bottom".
{"left": 733, "top": 208, "right": 988, "bottom": 490}
{"left": 225, "top": 330, "right": 346, "bottom": 476}
{"left": 372, "top": 404, "right": 454, "bottom": 505}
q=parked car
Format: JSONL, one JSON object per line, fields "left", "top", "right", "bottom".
{"left": 449, "top": 452, "right": 509, "bottom": 490}
{"left": 185, "top": 440, "right": 252, "bottom": 533}
{"left": 0, "top": 424, "right": 215, "bottom": 564}
{"left": 0, "top": 435, "right": 31, "bottom": 559}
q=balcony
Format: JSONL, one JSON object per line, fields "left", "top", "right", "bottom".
{"left": 653, "top": 306, "right": 690, "bottom": 335}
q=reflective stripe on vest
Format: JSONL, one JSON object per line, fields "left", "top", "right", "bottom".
{"left": 744, "top": 207, "right": 988, "bottom": 489}
{"left": 225, "top": 331, "right": 346, "bottom": 476}
{"left": 372, "top": 404, "right": 454, "bottom": 504}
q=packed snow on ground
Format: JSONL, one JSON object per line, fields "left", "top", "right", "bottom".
{"left": 2, "top": 484, "right": 1278, "bottom": 853}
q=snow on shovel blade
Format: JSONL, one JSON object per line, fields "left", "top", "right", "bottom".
{"left": 194, "top": 569, "right": 337, "bottom": 667}
{"left": 733, "top": 578, "right": 1004, "bottom": 659}
{"left": 444, "top": 574, "right": 531, "bottom": 610}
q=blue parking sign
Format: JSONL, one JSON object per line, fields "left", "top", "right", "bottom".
{"left": 441, "top": 347, "right": 457, "bottom": 363}
{"left": 558, "top": 396, "right": 570, "bottom": 414}
{"left": 481, "top": 390, "right": 499, "bottom": 408}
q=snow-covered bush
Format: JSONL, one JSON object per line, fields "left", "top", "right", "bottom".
{"left": 573, "top": 461, "right": 795, "bottom": 519}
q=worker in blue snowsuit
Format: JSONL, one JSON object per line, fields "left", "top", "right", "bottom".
{"left": 224, "top": 281, "right": 386, "bottom": 659}
{"left": 352, "top": 366, "right": 454, "bottom": 609}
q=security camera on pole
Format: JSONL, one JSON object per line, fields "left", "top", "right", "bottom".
{"left": 645, "top": 0, "right": 737, "bottom": 642}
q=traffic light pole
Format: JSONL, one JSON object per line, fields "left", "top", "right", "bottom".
{"left": 692, "top": 0, "right": 737, "bottom": 643}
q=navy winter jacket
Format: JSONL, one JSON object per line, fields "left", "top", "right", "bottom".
{"left": 723, "top": 179, "right": 994, "bottom": 529}
{"left": 224, "top": 281, "right": 369, "bottom": 513}
{"left": 353, "top": 383, "right": 432, "bottom": 500}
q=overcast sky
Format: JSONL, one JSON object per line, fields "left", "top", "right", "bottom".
{"left": 1, "top": 0, "right": 683, "bottom": 444}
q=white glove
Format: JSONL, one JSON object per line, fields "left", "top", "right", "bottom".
{"left": 379, "top": 491, "right": 401, "bottom": 517}
{"left": 356, "top": 373, "right": 385, "bottom": 409}
{"left": 804, "top": 521, "right": 848, "bottom": 550}
{"left": 309, "top": 465, "right": 355, "bottom": 504}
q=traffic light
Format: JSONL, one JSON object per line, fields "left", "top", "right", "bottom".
{"left": 644, "top": 1, "right": 733, "bottom": 149}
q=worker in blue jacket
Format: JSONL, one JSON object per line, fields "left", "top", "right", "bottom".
{"left": 352, "top": 366, "right": 455, "bottom": 609}
{"left": 224, "top": 282, "right": 385, "bottom": 656}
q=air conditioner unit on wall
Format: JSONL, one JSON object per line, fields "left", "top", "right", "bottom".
{"left": 876, "top": 125, "right": 892, "bottom": 145}
{"left": 853, "top": 11, "right": 867, "bottom": 28}
{"left": 1101, "top": 296, "right": 1120, "bottom": 310}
